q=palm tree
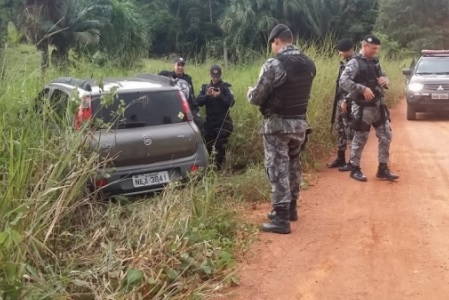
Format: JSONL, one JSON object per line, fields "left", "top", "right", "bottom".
{"left": 21, "top": 0, "right": 105, "bottom": 71}
{"left": 219, "top": 0, "right": 277, "bottom": 57}
{"left": 90, "top": 0, "right": 149, "bottom": 67}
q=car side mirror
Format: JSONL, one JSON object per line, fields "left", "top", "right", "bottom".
{"left": 402, "top": 69, "right": 412, "bottom": 76}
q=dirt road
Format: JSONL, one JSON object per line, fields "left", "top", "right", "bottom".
{"left": 221, "top": 99, "right": 449, "bottom": 300}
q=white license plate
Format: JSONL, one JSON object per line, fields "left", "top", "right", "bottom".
{"left": 431, "top": 93, "right": 449, "bottom": 99}
{"left": 132, "top": 171, "right": 170, "bottom": 187}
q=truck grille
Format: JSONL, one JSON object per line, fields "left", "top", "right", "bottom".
{"left": 423, "top": 84, "right": 449, "bottom": 90}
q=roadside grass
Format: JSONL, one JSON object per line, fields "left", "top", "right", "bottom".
{"left": 0, "top": 42, "right": 408, "bottom": 299}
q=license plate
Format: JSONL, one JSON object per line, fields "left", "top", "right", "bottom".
{"left": 132, "top": 171, "right": 170, "bottom": 187}
{"left": 431, "top": 93, "right": 449, "bottom": 99}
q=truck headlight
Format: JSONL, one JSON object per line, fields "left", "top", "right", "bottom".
{"left": 408, "top": 83, "right": 424, "bottom": 92}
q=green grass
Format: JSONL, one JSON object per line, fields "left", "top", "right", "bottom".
{"left": 0, "top": 42, "right": 410, "bottom": 299}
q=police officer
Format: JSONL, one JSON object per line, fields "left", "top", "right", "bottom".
{"left": 197, "top": 65, "right": 234, "bottom": 170}
{"left": 328, "top": 38, "right": 355, "bottom": 170}
{"left": 339, "top": 34, "right": 399, "bottom": 182}
{"left": 171, "top": 56, "right": 204, "bottom": 135}
{"left": 158, "top": 69, "right": 191, "bottom": 101}
{"left": 247, "top": 24, "right": 316, "bottom": 234}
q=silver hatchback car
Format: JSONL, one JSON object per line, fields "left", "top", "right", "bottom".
{"left": 35, "top": 74, "right": 209, "bottom": 196}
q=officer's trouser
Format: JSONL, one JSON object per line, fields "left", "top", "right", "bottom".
{"left": 263, "top": 129, "right": 306, "bottom": 208}
{"left": 349, "top": 104, "right": 392, "bottom": 167}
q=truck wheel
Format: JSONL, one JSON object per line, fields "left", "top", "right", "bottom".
{"left": 407, "top": 104, "right": 416, "bottom": 120}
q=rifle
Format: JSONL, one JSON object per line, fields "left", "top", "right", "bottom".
{"left": 373, "top": 60, "right": 390, "bottom": 128}
{"left": 330, "top": 61, "right": 344, "bottom": 132}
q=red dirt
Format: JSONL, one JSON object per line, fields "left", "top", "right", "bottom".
{"left": 217, "top": 99, "right": 449, "bottom": 299}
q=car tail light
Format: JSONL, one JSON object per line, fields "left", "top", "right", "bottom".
{"left": 94, "top": 178, "right": 108, "bottom": 187}
{"left": 178, "top": 90, "right": 193, "bottom": 121}
{"left": 75, "top": 95, "right": 93, "bottom": 130}
{"left": 190, "top": 164, "right": 199, "bottom": 172}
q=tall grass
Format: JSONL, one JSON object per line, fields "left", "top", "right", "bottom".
{"left": 0, "top": 42, "right": 409, "bottom": 299}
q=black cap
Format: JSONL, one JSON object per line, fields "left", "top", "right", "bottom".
{"left": 337, "top": 38, "right": 354, "bottom": 52}
{"left": 268, "top": 24, "right": 292, "bottom": 43}
{"left": 363, "top": 34, "right": 381, "bottom": 45}
{"left": 210, "top": 64, "right": 222, "bottom": 78}
{"left": 174, "top": 56, "right": 186, "bottom": 65}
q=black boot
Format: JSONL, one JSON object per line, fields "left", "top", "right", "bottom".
{"left": 376, "top": 163, "right": 399, "bottom": 181}
{"left": 262, "top": 207, "right": 291, "bottom": 234}
{"left": 338, "top": 162, "right": 353, "bottom": 172}
{"left": 267, "top": 200, "right": 298, "bottom": 221}
{"left": 350, "top": 166, "right": 367, "bottom": 182}
{"left": 327, "top": 150, "right": 346, "bottom": 168}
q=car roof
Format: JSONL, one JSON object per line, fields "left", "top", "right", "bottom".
{"left": 47, "top": 74, "right": 179, "bottom": 95}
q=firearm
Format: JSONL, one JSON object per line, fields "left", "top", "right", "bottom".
{"left": 330, "top": 62, "right": 344, "bottom": 132}
{"left": 373, "top": 61, "right": 390, "bottom": 128}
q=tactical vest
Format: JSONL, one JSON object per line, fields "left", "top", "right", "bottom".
{"left": 268, "top": 52, "right": 316, "bottom": 116}
{"left": 353, "top": 55, "right": 383, "bottom": 106}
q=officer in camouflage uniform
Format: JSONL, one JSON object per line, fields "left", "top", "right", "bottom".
{"left": 247, "top": 24, "right": 316, "bottom": 234}
{"left": 328, "top": 38, "right": 355, "bottom": 170}
{"left": 339, "top": 34, "right": 399, "bottom": 182}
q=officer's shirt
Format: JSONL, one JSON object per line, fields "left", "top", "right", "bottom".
{"left": 172, "top": 71, "right": 199, "bottom": 113}
{"left": 197, "top": 80, "right": 234, "bottom": 126}
{"left": 174, "top": 78, "right": 191, "bottom": 101}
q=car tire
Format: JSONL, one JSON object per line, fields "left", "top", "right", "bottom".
{"left": 407, "top": 104, "right": 416, "bottom": 120}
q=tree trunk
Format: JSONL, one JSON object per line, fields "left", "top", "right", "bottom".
{"left": 209, "top": 0, "right": 213, "bottom": 23}
{"left": 38, "top": 42, "right": 49, "bottom": 74}
{"left": 52, "top": 46, "right": 69, "bottom": 69}
{"left": 223, "top": 41, "right": 228, "bottom": 67}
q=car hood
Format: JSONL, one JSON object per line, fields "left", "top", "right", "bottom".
{"left": 411, "top": 74, "right": 449, "bottom": 84}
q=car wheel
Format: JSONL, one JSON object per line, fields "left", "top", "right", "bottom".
{"left": 407, "top": 104, "right": 416, "bottom": 120}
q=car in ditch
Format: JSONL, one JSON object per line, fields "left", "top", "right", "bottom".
{"left": 402, "top": 50, "right": 449, "bottom": 120}
{"left": 34, "top": 74, "right": 209, "bottom": 197}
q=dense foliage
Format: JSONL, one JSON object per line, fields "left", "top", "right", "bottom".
{"left": 0, "top": 0, "right": 446, "bottom": 67}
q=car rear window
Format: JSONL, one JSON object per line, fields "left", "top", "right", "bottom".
{"left": 92, "top": 90, "right": 186, "bottom": 128}
{"left": 416, "top": 57, "right": 449, "bottom": 74}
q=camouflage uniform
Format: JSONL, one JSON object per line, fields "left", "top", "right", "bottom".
{"left": 336, "top": 59, "right": 355, "bottom": 152}
{"left": 329, "top": 58, "right": 355, "bottom": 168}
{"left": 247, "top": 44, "right": 315, "bottom": 215}
{"left": 339, "top": 52, "right": 399, "bottom": 182}
{"left": 336, "top": 97, "right": 354, "bottom": 151}
{"left": 349, "top": 103, "right": 391, "bottom": 167}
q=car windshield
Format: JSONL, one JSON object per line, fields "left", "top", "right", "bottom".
{"left": 416, "top": 57, "right": 449, "bottom": 74}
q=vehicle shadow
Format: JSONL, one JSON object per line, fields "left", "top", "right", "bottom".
{"left": 412, "top": 112, "right": 449, "bottom": 121}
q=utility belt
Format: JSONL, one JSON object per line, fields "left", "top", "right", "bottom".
{"left": 351, "top": 102, "right": 391, "bottom": 132}
{"left": 264, "top": 113, "right": 306, "bottom": 120}
{"left": 353, "top": 96, "right": 380, "bottom": 107}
